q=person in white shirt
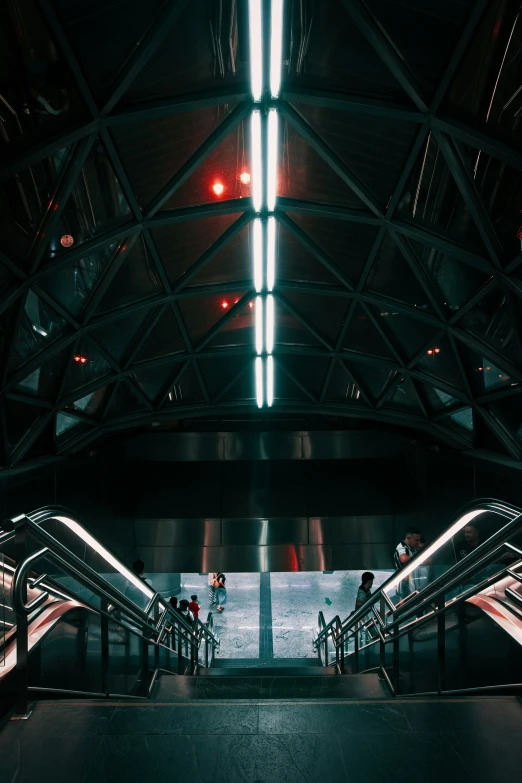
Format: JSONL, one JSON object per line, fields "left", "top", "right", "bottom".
{"left": 394, "top": 528, "right": 421, "bottom": 600}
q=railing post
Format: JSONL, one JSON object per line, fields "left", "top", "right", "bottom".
{"left": 379, "top": 595, "right": 386, "bottom": 678}
{"left": 141, "top": 635, "right": 149, "bottom": 696}
{"left": 354, "top": 624, "right": 359, "bottom": 674}
{"left": 12, "top": 518, "right": 30, "bottom": 719}
{"left": 324, "top": 633, "right": 328, "bottom": 666}
{"left": 177, "top": 625, "right": 184, "bottom": 674}
{"left": 437, "top": 594, "right": 446, "bottom": 695}
{"left": 153, "top": 603, "right": 160, "bottom": 672}
{"left": 392, "top": 610, "right": 400, "bottom": 696}
{"left": 100, "top": 598, "right": 110, "bottom": 696}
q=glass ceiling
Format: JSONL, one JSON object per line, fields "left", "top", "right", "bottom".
{"left": 0, "top": 0, "right": 522, "bottom": 468}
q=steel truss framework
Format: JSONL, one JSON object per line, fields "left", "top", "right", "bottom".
{"left": 1, "top": 0, "right": 522, "bottom": 468}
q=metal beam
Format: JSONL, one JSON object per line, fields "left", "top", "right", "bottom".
{"left": 391, "top": 232, "right": 446, "bottom": 320}
{"left": 146, "top": 103, "right": 251, "bottom": 216}
{"left": 195, "top": 291, "right": 255, "bottom": 352}
{"left": 275, "top": 291, "right": 334, "bottom": 351}
{"left": 432, "top": 116, "right": 522, "bottom": 173}
{"left": 101, "top": 0, "right": 190, "bottom": 115}
{"left": 276, "top": 198, "right": 379, "bottom": 224}
{"left": 340, "top": 0, "right": 428, "bottom": 112}
{"left": 280, "top": 86, "right": 424, "bottom": 122}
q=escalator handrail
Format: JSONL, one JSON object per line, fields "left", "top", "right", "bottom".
{"left": 314, "top": 498, "right": 522, "bottom": 649}
{"left": 2, "top": 506, "right": 219, "bottom": 652}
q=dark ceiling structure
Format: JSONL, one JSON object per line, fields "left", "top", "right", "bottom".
{"left": 0, "top": 0, "right": 522, "bottom": 470}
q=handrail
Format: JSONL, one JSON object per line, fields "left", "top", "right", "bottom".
{"left": 3, "top": 507, "right": 220, "bottom": 656}
{"left": 315, "top": 498, "right": 521, "bottom": 651}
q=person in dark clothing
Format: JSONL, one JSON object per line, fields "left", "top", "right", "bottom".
{"left": 355, "top": 572, "right": 374, "bottom": 610}
{"left": 179, "top": 599, "right": 194, "bottom": 623}
{"left": 169, "top": 596, "right": 179, "bottom": 612}
{"left": 216, "top": 573, "right": 227, "bottom": 612}
{"left": 457, "top": 522, "right": 515, "bottom": 565}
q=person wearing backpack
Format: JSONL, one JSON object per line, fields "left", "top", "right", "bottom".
{"left": 393, "top": 528, "right": 421, "bottom": 600}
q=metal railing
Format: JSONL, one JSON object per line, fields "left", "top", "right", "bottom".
{"left": 0, "top": 506, "right": 220, "bottom": 715}
{"left": 313, "top": 498, "right": 522, "bottom": 695}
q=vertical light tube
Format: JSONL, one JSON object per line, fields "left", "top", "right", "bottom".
{"left": 270, "top": 0, "right": 284, "bottom": 98}
{"left": 248, "top": 0, "right": 263, "bottom": 102}
{"left": 267, "top": 216, "right": 276, "bottom": 292}
{"left": 253, "top": 218, "right": 263, "bottom": 292}
{"left": 265, "top": 294, "right": 274, "bottom": 354}
{"left": 267, "top": 109, "right": 278, "bottom": 212}
{"left": 251, "top": 110, "right": 263, "bottom": 212}
{"left": 255, "top": 357, "right": 264, "bottom": 408}
{"left": 266, "top": 355, "right": 274, "bottom": 407}
{"left": 255, "top": 295, "right": 264, "bottom": 355}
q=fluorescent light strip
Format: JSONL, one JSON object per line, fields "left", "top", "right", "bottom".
{"left": 266, "top": 294, "right": 274, "bottom": 354}
{"left": 255, "top": 357, "right": 264, "bottom": 408}
{"left": 248, "top": 0, "right": 263, "bottom": 101}
{"left": 267, "top": 109, "right": 278, "bottom": 212}
{"left": 251, "top": 110, "right": 263, "bottom": 212}
{"left": 266, "top": 355, "right": 274, "bottom": 407}
{"left": 255, "top": 295, "right": 264, "bottom": 355}
{"left": 384, "top": 509, "right": 488, "bottom": 593}
{"left": 253, "top": 218, "right": 263, "bottom": 292}
{"left": 267, "top": 216, "right": 276, "bottom": 291}
{"left": 270, "top": 0, "right": 284, "bottom": 98}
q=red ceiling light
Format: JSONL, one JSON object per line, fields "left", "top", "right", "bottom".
{"left": 249, "top": 301, "right": 254, "bottom": 309}
{"left": 60, "top": 234, "right": 74, "bottom": 248}
{"left": 427, "top": 349, "right": 433, "bottom": 355}
{"left": 221, "top": 300, "right": 229, "bottom": 309}
{"left": 434, "top": 347, "right": 441, "bottom": 353}
{"left": 240, "top": 171, "right": 251, "bottom": 185}
{"left": 212, "top": 181, "right": 225, "bottom": 196}
{"left": 478, "top": 367, "right": 483, "bottom": 371}
{"left": 73, "top": 354, "right": 88, "bottom": 364}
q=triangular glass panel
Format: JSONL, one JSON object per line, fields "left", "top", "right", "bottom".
{"left": 343, "top": 305, "right": 395, "bottom": 359}
{"left": 0, "top": 147, "right": 70, "bottom": 270}
{"left": 395, "top": 135, "right": 489, "bottom": 256}
{"left": 132, "top": 307, "right": 185, "bottom": 362}
{"left": 189, "top": 220, "right": 252, "bottom": 287}
{"left": 219, "top": 361, "right": 255, "bottom": 403}
{"left": 97, "top": 235, "right": 162, "bottom": 314}
{"left": 275, "top": 298, "right": 324, "bottom": 348}
{"left": 165, "top": 119, "right": 251, "bottom": 211}
{"left": 55, "top": 0, "right": 168, "bottom": 98}
{"left": 440, "top": 407, "right": 474, "bottom": 437}
{"left": 164, "top": 365, "right": 204, "bottom": 407}
{"left": 178, "top": 292, "right": 247, "bottom": 347}
{"left": 282, "top": 356, "right": 330, "bottom": 399}
{"left": 62, "top": 338, "right": 112, "bottom": 396}
{"left": 295, "top": 104, "right": 417, "bottom": 207}
{"left": 151, "top": 214, "right": 241, "bottom": 287}
{"left": 46, "top": 140, "right": 131, "bottom": 257}
{"left": 277, "top": 222, "right": 339, "bottom": 285}
{"left": 104, "top": 381, "right": 147, "bottom": 419}
{"left": 71, "top": 386, "right": 109, "bottom": 417}
{"left": 373, "top": 309, "right": 439, "bottom": 361}
{"left": 282, "top": 291, "right": 349, "bottom": 344}
{"left": 459, "top": 143, "right": 522, "bottom": 260}
{"left": 325, "top": 362, "right": 366, "bottom": 404}
{"left": 459, "top": 344, "right": 518, "bottom": 396}
{"left": 14, "top": 346, "right": 68, "bottom": 402}
{"left": 206, "top": 299, "right": 255, "bottom": 349}
{"left": 279, "top": 119, "right": 368, "bottom": 210}
{"left": 90, "top": 309, "right": 149, "bottom": 364}
{"left": 5, "top": 399, "right": 43, "bottom": 449}
{"left": 365, "top": 0, "right": 474, "bottom": 95}
{"left": 365, "top": 233, "right": 434, "bottom": 310}
{"left": 460, "top": 287, "right": 522, "bottom": 364}
{"left": 112, "top": 107, "right": 235, "bottom": 209}
{"left": 275, "top": 360, "right": 311, "bottom": 402}
{"left": 386, "top": 377, "right": 423, "bottom": 413}
{"left": 133, "top": 364, "right": 178, "bottom": 404}
{"left": 288, "top": 214, "right": 380, "bottom": 287}
{"left": 38, "top": 241, "right": 118, "bottom": 318}
{"left": 416, "top": 336, "right": 465, "bottom": 391}
{"left": 407, "top": 238, "right": 492, "bottom": 312}
{"left": 491, "top": 395, "right": 522, "bottom": 443}
{"left": 286, "top": 0, "right": 409, "bottom": 98}
{"left": 9, "top": 290, "right": 69, "bottom": 372}
{"left": 55, "top": 412, "right": 88, "bottom": 440}
{"left": 199, "top": 357, "right": 250, "bottom": 400}
{"left": 123, "top": 1, "right": 241, "bottom": 103}
{"left": 420, "top": 384, "right": 459, "bottom": 414}
{"left": 344, "top": 361, "right": 396, "bottom": 401}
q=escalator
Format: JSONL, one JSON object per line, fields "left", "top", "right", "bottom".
{"left": 314, "top": 499, "right": 522, "bottom": 696}
{"left": 0, "top": 507, "right": 219, "bottom": 718}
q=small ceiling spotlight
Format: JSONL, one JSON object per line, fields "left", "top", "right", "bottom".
{"left": 73, "top": 354, "right": 88, "bottom": 364}
{"left": 240, "top": 171, "right": 251, "bottom": 185}
{"left": 212, "top": 181, "right": 224, "bottom": 196}
{"left": 60, "top": 234, "right": 74, "bottom": 248}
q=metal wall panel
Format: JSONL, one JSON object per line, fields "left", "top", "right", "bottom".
{"left": 224, "top": 432, "right": 303, "bottom": 461}
{"left": 135, "top": 518, "right": 221, "bottom": 547}
{"left": 331, "top": 544, "right": 391, "bottom": 570}
{"left": 138, "top": 544, "right": 330, "bottom": 572}
{"left": 221, "top": 518, "right": 309, "bottom": 545}
{"left": 308, "top": 516, "right": 394, "bottom": 545}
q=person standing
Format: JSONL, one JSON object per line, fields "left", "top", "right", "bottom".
{"left": 208, "top": 573, "right": 219, "bottom": 606}
{"left": 355, "top": 572, "right": 375, "bottom": 610}
{"left": 394, "top": 528, "right": 421, "bottom": 600}
{"left": 216, "top": 573, "right": 227, "bottom": 612}
{"left": 189, "top": 595, "right": 200, "bottom": 621}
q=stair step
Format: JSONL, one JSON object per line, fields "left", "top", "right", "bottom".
{"left": 154, "top": 671, "right": 389, "bottom": 700}
{"left": 212, "top": 657, "right": 321, "bottom": 669}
